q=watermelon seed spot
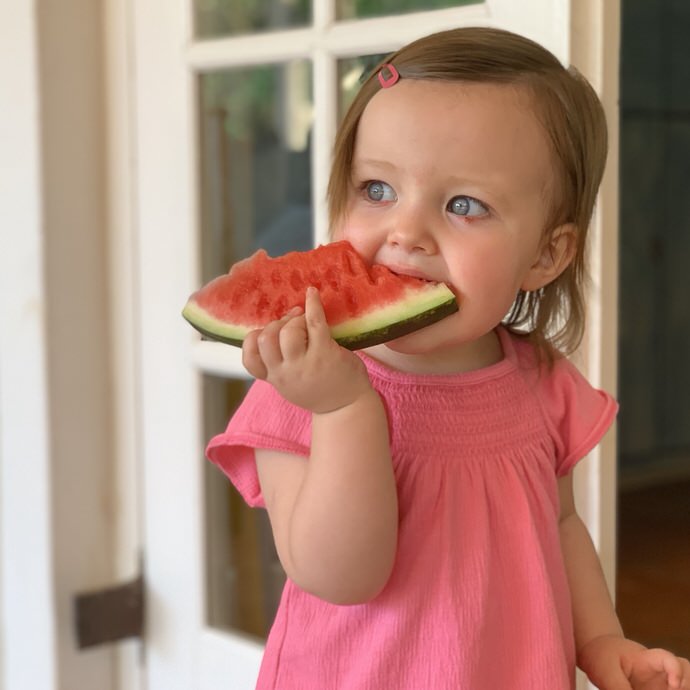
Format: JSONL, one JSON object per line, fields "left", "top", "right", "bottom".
{"left": 345, "top": 287, "right": 357, "bottom": 315}
{"left": 275, "top": 294, "right": 287, "bottom": 317}
{"left": 271, "top": 270, "right": 282, "bottom": 288}
{"left": 290, "top": 270, "right": 302, "bottom": 291}
{"left": 255, "top": 292, "right": 270, "bottom": 317}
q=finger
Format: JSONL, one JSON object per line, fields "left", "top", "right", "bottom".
{"left": 591, "top": 664, "right": 634, "bottom": 690}
{"left": 664, "top": 655, "right": 690, "bottom": 689}
{"left": 256, "top": 308, "right": 303, "bottom": 368}
{"left": 629, "top": 649, "right": 687, "bottom": 689}
{"left": 599, "top": 671, "right": 634, "bottom": 690}
{"left": 242, "top": 330, "right": 268, "bottom": 379}
{"left": 257, "top": 318, "right": 288, "bottom": 368}
{"left": 679, "top": 658, "right": 690, "bottom": 690}
{"left": 279, "top": 314, "right": 308, "bottom": 360}
{"left": 304, "top": 286, "right": 332, "bottom": 344}
{"left": 597, "top": 676, "right": 634, "bottom": 690}
{"left": 644, "top": 649, "right": 683, "bottom": 680}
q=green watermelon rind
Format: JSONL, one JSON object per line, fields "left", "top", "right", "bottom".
{"left": 182, "top": 283, "right": 458, "bottom": 351}
{"left": 331, "top": 285, "right": 458, "bottom": 349}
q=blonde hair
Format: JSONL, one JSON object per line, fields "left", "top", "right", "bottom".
{"left": 327, "top": 27, "right": 608, "bottom": 359}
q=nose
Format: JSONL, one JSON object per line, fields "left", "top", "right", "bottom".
{"left": 386, "top": 205, "right": 437, "bottom": 254}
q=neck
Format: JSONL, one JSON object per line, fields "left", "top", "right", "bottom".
{"left": 363, "top": 330, "right": 504, "bottom": 375}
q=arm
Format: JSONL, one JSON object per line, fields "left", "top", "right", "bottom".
{"left": 245, "top": 289, "right": 398, "bottom": 605}
{"left": 559, "top": 474, "right": 689, "bottom": 690}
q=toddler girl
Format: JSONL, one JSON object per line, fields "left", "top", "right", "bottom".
{"left": 207, "top": 27, "right": 690, "bottom": 690}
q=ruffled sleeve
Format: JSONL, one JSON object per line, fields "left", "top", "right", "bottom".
{"left": 536, "top": 356, "right": 619, "bottom": 476}
{"left": 206, "top": 380, "right": 311, "bottom": 508}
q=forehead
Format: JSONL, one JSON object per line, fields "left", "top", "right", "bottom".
{"left": 354, "top": 80, "right": 554, "bottom": 202}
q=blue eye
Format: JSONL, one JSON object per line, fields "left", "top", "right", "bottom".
{"left": 447, "top": 195, "right": 487, "bottom": 217}
{"left": 365, "top": 181, "right": 396, "bottom": 202}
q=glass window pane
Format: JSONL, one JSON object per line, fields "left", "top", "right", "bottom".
{"left": 198, "top": 61, "right": 313, "bottom": 284}
{"left": 336, "top": 0, "right": 479, "bottom": 21}
{"left": 194, "top": 0, "right": 312, "bottom": 39}
{"left": 203, "top": 375, "right": 286, "bottom": 637}
{"left": 199, "top": 62, "right": 312, "bottom": 637}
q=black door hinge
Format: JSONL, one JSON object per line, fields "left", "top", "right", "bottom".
{"left": 73, "top": 573, "right": 144, "bottom": 649}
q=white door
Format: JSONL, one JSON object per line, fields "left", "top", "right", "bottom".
{"left": 132, "top": 1, "right": 618, "bottom": 689}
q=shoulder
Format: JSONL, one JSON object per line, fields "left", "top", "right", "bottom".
{"left": 508, "top": 332, "right": 618, "bottom": 475}
{"left": 205, "top": 380, "right": 312, "bottom": 507}
{"left": 229, "top": 379, "right": 312, "bottom": 440}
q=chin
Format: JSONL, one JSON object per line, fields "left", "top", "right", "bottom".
{"left": 383, "top": 321, "right": 454, "bottom": 355}
{"left": 383, "top": 314, "right": 500, "bottom": 359}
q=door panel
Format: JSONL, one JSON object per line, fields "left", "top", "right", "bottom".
{"left": 133, "top": 3, "right": 612, "bottom": 689}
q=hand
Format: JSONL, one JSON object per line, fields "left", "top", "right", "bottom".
{"left": 579, "top": 635, "right": 690, "bottom": 690}
{"left": 242, "top": 287, "right": 374, "bottom": 414}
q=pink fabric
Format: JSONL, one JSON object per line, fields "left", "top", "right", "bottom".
{"left": 207, "top": 328, "right": 618, "bottom": 689}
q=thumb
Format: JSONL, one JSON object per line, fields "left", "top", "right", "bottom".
{"left": 304, "top": 286, "right": 331, "bottom": 343}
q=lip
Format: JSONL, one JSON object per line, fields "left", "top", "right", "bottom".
{"left": 386, "top": 264, "right": 436, "bottom": 282}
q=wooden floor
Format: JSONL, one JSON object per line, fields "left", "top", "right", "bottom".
{"left": 617, "top": 480, "right": 690, "bottom": 657}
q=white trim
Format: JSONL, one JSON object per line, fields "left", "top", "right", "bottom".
{"left": 199, "top": 628, "right": 263, "bottom": 690}
{"left": 312, "top": 0, "right": 336, "bottom": 30}
{"left": 133, "top": 0, "right": 205, "bottom": 686}
{"left": 568, "top": 2, "right": 620, "bottom": 688}
{"left": 569, "top": 0, "right": 620, "bottom": 591}
{"left": 486, "top": 0, "right": 570, "bottom": 62}
{"left": 0, "top": 3, "right": 58, "bottom": 687}
{"left": 103, "top": 0, "right": 145, "bottom": 684}
{"left": 312, "top": 47, "right": 337, "bottom": 245}
{"left": 184, "top": 2, "right": 574, "bottom": 72}
{"left": 190, "top": 342, "right": 249, "bottom": 379}
{"left": 185, "top": 7, "right": 491, "bottom": 70}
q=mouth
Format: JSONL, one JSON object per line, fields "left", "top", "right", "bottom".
{"left": 387, "top": 266, "right": 460, "bottom": 304}
{"left": 386, "top": 265, "right": 436, "bottom": 283}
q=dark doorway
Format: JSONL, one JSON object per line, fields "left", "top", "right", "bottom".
{"left": 617, "top": 0, "right": 690, "bottom": 657}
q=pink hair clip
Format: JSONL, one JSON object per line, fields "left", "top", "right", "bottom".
{"left": 377, "top": 63, "right": 400, "bottom": 88}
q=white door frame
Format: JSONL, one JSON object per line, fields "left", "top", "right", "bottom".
{"left": 569, "top": 0, "right": 621, "bottom": 592}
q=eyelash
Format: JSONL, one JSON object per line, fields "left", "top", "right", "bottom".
{"left": 446, "top": 195, "right": 489, "bottom": 219}
{"left": 360, "top": 180, "right": 395, "bottom": 203}
{"left": 358, "top": 180, "right": 489, "bottom": 220}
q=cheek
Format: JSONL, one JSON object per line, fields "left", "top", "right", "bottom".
{"left": 450, "top": 242, "right": 527, "bottom": 296}
{"left": 334, "top": 220, "right": 379, "bottom": 262}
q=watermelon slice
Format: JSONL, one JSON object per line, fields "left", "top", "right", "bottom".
{"left": 182, "top": 241, "right": 458, "bottom": 350}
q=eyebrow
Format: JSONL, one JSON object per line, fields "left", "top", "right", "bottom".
{"left": 352, "top": 158, "right": 397, "bottom": 172}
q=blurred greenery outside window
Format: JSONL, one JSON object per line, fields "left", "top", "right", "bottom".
{"left": 194, "top": 0, "right": 478, "bottom": 38}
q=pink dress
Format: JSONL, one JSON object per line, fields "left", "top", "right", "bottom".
{"left": 207, "top": 327, "right": 617, "bottom": 689}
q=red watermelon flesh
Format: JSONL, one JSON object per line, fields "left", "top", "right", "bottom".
{"left": 182, "top": 241, "right": 458, "bottom": 350}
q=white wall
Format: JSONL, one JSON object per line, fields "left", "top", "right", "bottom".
{"left": 0, "top": 2, "right": 57, "bottom": 687}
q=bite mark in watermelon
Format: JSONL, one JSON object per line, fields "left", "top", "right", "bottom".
{"left": 182, "top": 241, "right": 458, "bottom": 350}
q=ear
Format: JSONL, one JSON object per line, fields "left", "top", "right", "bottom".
{"left": 520, "top": 224, "right": 577, "bottom": 292}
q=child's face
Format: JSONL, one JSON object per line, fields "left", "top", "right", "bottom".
{"left": 335, "top": 79, "right": 563, "bottom": 362}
